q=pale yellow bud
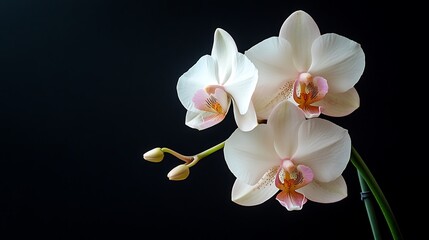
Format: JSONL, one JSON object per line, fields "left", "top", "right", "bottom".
{"left": 143, "top": 147, "right": 164, "bottom": 163}
{"left": 167, "top": 164, "right": 190, "bottom": 181}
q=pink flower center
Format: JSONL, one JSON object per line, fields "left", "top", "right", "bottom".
{"left": 275, "top": 159, "right": 314, "bottom": 210}
{"left": 192, "top": 85, "right": 228, "bottom": 114}
{"left": 293, "top": 72, "right": 328, "bottom": 118}
{"left": 205, "top": 95, "right": 224, "bottom": 114}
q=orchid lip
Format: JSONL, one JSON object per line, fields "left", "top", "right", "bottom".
{"left": 293, "top": 72, "right": 328, "bottom": 117}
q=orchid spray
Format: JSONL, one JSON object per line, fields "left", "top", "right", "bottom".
{"left": 143, "top": 10, "right": 402, "bottom": 240}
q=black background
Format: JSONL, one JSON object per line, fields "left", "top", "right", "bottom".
{"left": 1, "top": 0, "right": 410, "bottom": 239}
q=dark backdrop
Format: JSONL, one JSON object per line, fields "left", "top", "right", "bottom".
{"left": 1, "top": 0, "right": 410, "bottom": 239}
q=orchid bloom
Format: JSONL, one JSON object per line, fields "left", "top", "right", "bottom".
{"left": 245, "top": 10, "right": 365, "bottom": 120}
{"left": 224, "top": 100, "right": 351, "bottom": 210}
{"left": 177, "top": 28, "right": 258, "bottom": 131}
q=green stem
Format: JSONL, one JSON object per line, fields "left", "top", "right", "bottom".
{"left": 350, "top": 146, "right": 403, "bottom": 240}
{"left": 357, "top": 171, "right": 382, "bottom": 239}
{"left": 187, "top": 141, "right": 225, "bottom": 167}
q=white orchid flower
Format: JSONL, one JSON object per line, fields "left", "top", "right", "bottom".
{"left": 224, "top": 101, "right": 351, "bottom": 210}
{"left": 245, "top": 10, "right": 365, "bottom": 119}
{"left": 177, "top": 28, "right": 258, "bottom": 131}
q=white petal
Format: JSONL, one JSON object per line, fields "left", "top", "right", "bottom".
{"left": 268, "top": 101, "right": 305, "bottom": 159}
{"left": 224, "top": 124, "right": 279, "bottom": 185}
{"left": 296, "top": 176, "right": 347, "bottom": 203}
{"left": 279, "top": 10, "right": 320, "bottom": 72}
{"left": 177, "top": 55, "right": 218, "bottom": 111}
{"left": 293, "top": 118, "right": 351, "bottom": 182}
{"left": 308, "top": 33, "right": 365, "bottom": 93}
{"left": 232, "top": 100, "right": 257, "bottom": 132}
{"left": 185, "top": 109, "right": 227, "bottom": 130}
{"left": 245, "top": 37, "right": 297, "bottom": 119}
{"left": 319, "top": 87, "right": 360, "bottom": 117}
{"left": 211, "top": 28, "right": 238, "bottom": 85}
{"left": 245, "top": 37, "right": 296, "bottom": 78}
{"left": 224, "top": 53, "right": 258, "bottom": 114}
{"left": 231, "top": 173, "right": 279, "bottom": 206}
{"left": 185, "top": 111, "right": 203, "bottom": 129}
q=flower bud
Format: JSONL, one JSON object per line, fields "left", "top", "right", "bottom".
{"left": 167, "top": 164, "right": 190, "bottom": 181}
{"left": 143, "top": 147, "right": 164, "bottom": 163}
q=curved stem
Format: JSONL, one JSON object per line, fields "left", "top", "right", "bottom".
{"left": 357, "top": 171, "right": 382, "bottom": 239}
{"left": 350, "top": 146, "right": 403, "bottom": 240}
{"left": 161, "top": 147, "right": 194, "bottom": 163}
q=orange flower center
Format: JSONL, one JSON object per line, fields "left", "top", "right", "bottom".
{"left": 292, "top": 73, "right": 328, "bottom": 117}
